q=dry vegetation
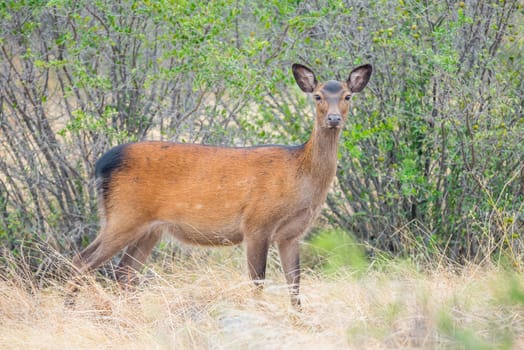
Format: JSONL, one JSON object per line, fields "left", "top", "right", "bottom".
{"left": 1, "top": 246, "right": 523, "bottom": 350}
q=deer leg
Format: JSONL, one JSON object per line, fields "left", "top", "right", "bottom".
{"left": 78, "top": 233, "right": 136, "bottom": 274}
{"left": 115, "top": 232, "right": 161, "bottom": 285}
{"left": 246, "top": 237, "right": 270, "bottom": 291}
{"left": 66, "top": 225, "right": 142, "bottom": 302}
{"left": 66, "top": 236, "right": 105, "bottom": 302}
{"left": 73, "top": 239, "right": 101, "bottom": 268}
{"left": 277, "top": 238, "right": 301, "bottom": 308}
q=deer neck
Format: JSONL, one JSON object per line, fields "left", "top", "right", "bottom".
{"left": 299, "top": 123, "right": 341, "bottom": 194}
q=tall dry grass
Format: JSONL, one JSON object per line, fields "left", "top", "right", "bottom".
{"left": 1, "top": 246, "right": 524, "bottom": 349}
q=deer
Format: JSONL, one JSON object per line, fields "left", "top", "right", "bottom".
{"left": 69, "top": 62, "right": 372, "bottom": 308}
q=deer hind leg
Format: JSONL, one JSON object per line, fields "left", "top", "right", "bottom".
{"left": 67, "top": 221, "right": 145, "bottom": 300}
{"left": 115, "top": 231, "right": 161, "bottom": 285}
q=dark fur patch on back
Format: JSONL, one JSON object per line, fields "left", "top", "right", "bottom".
{"left": 95, "top": 143, "right": 129, "bottom": 201}
{"left": 321, "top": 80, "right": 343, "bottom": 94}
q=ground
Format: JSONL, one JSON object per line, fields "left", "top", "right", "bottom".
{"left": 1, "top": 247, "right": 523, "bottom": 349}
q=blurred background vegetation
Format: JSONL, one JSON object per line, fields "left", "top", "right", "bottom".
{"left": 0, "top": 0, "right": 522, "bottom": 274}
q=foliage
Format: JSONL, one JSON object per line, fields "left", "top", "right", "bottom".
{"left": 0, "top": 0, "right": 522, "bottom": 268}
{"left": 307, "top": 229, "right": 368, "bottom": 275}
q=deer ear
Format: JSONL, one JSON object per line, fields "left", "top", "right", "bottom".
{"left": 347, "top": 64, "right": 372, "bottom": 93}
{"left": 292, "top": 63, "right": 317, "bottom": 93}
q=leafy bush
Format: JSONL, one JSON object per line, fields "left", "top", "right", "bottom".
{"left": 0, "top": 0, "right": 522, "bottom": 271}
{"left": 306, "top": 229, "right": 368, "bottom": 275}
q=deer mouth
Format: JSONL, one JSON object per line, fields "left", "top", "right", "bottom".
{"left": 325, "top": 122, "right": 343, "bottom": 129}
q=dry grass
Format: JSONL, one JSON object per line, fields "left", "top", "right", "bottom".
{"left": 1, "top": 248, "right": 524, "bottom": 350}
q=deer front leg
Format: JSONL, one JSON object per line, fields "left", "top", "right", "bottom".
{"left": 277, "top": 238, "right": 301, "bottom": 308}
{"left": 246, "top": 237, "right": 270, "bottom": 291}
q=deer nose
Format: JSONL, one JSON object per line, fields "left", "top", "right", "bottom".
{"left": 326, "top": 114, "right": 342, "bottom": 128}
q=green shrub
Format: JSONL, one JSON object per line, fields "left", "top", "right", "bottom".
{"left": 307, "top": 229, "right": 368, "bottom": 275}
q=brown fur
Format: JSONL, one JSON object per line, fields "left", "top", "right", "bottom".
{"left": 70, "top": 63, "right": 372, "bottom": 307}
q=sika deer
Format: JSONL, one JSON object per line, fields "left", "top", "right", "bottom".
{"left": 71, "top": 63, "right": 372, "bottom": 307}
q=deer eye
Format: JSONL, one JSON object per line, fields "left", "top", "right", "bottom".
{"left": 314, "top": 94, "right": 322, "bottom": 102}
{"left": 344, "top": 94, "right": 351, "bottom": 101}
